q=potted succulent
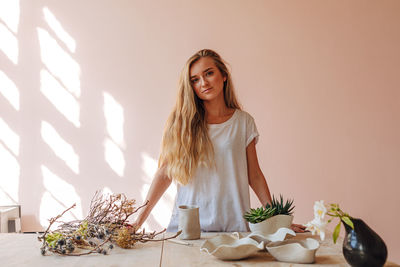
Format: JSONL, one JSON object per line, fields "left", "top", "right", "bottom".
{"left": 244, "top": 195, "right": 294, "bottom": 235}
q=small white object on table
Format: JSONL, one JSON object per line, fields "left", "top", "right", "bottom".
{"left": 0, "top": 206, "right": 21, "bottom": 233}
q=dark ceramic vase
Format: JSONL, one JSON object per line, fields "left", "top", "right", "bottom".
{"left": 342, "top": 218, "right": 387, "bottom": 267}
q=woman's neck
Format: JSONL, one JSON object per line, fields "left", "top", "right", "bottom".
{"left": 203, "top": 97, "right": 229, "bottom": 117}
{"left": 204, "top": 98, "right": 235, "bottom": 124}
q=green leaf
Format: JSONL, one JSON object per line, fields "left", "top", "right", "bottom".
{"left": 243, "top": 205, "right": 276, "bottom": 223}
{"left": 342, "top": 216, "right": 354, "bottom": 229}
{"left": 332, "top": 221, "right": 341, "bottom": 244}
{"left": 268, "top": 194, "right": 294, "bottom": 216}
{"left": 49, "top": 240, "right": 56, "bottom": 248}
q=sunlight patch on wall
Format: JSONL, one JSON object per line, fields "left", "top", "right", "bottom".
{"left": 0, "top": 71, "right": 19, "bottom": 110}
{"left": 40, "top": 69, "right": 80, "bottom": 127}
{"left": 41, "top": 120, "right": 79, "bottom": 174}
{"left": 103, "top": 92, "right": 125, "bottom": 177}
{"left": 104, "top": 138, "right": 125, "bottom": 177}
{"left": 0, "top": 0, "right": 20, "bottom": 33}
{"left": 103, "top": 92, "right": 125, "bottom": 147}
{"left": 37, "top": 27, "right": 80, "bottom": 98}
{"left": 141, "top": 152, "right": 158, "bottom": 182}
{"left": 0, "top": 23, "right": 18, "bottom": 64}
{"left": 0, "top": 118, "right": 19, "bottom": 156}
{"left": 42, "top": 7, "right": 76, "bottom": 53}
{"left": 0, "top": 0, "right": 20, "bottom": 206}
{"left": 39, "top": 165, "right": 83, "bottom": 229}
{"left": 0, "top": 143, "right": 19, "bottom": 204}
{"left": 140, "top": 152, "right": 176, "bottom": 228}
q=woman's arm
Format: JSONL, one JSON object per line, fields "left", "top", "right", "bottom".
{"left": 246, "top": 139, "right": 272, "bottom": 206}
{"left": 246, "top": 139, "right": 306, "bottom": 233}
{"left": 134, "top": 165, "right": 172, "bottom": 228}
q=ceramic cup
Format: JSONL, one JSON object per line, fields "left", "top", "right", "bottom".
{"left": 178, "top": 205, "right": 201, "bottom": 240}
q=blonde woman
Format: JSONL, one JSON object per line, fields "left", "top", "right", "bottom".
{"left": 135, "top": 49, "right": 305, "bottom": 232}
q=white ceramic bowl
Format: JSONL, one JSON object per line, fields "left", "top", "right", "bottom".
{"left": 200, "top": 233, "right": 264, "bottom": 260}
{"left": 248, "top": 227, "right": 296, "bottom": 245}
{"left": 248, "top": 215, "right": 293, "bottom": 235}
{"left": 266, "top": 238, "right": 320, "bottom": 264}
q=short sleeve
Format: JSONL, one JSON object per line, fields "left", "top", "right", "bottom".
{"left": 245, "top": 113, "right": 259, "bottom": 147}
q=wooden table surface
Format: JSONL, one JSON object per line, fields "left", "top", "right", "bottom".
{"left": 0, "top": 232, "right": 398, "bottom": 267}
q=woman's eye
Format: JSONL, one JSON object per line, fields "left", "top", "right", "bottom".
{"left": 206, "top": 71, "right": 214, "bottom": 76}
{"left": 191, "top": 78, "right": 199, "bottom": 84}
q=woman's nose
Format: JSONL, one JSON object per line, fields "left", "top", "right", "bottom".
{"left": 200, "top": 76, "right": 209, "bottom": 87}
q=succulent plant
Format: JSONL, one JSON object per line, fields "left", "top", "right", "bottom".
{"left": 243, "top": 195, "right": 294, "bottom": 224}
{"left": 267, "top": 194, "right": 294, "bottom": 216}
{"left": 243, "top": 206, "right": 276, "bottom": 224}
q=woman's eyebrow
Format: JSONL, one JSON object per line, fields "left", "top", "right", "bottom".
{"left": 203, "top": 67, "right": 214, "bottom": 73}
{"left": 190, "top": 67, "right": 214, "bottom": 79}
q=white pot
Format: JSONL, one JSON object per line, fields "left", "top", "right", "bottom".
{"left": 248, "top": 215, "right": 293, "bottom": 235}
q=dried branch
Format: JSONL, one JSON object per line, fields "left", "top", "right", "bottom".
{"left": 139, "top": 230, "right": 182, "bottom": 242}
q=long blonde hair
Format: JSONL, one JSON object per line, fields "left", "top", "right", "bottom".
{"left": 159, "top": 49, "right": 241, "bottom": 185}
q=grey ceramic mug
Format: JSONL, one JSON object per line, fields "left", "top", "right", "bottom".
{"left": 178, "top": 205, "right": 201, "bottom": 240}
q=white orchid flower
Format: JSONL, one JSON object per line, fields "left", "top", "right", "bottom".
{"left": 306, "top": 200, "right": 352, "bottom": 243}
{"left": 313, "top": 200, "right": 327, "bottom": 220}
{"left": 305, "top": 217, "right": 327, "bottom": 241}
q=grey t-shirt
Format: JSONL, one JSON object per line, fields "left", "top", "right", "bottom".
{"left": 167, "top": 109, "right": 259, "bottom": 232}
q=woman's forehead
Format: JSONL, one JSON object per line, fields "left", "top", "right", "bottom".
{"left": 190, "top": 57, "right": 216, "bottom": 76}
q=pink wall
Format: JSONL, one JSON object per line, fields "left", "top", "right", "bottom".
{"left": 1, "top": 0, "right": 399, "bottom": 263}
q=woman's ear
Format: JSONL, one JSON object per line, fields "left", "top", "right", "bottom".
{"left": 223, "top": 75, "right": 227, "bottom": 82}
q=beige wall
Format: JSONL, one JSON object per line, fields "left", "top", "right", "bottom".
{"left": 0, "top": 0, "right": 399, "bottom": 263}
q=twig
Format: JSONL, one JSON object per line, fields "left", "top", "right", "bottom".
{"left": 139, "top": 230, "right": 182, "bottom": 242}
{"left": 166, "top": 239, "right": 193, "bottom": 246}
{"left": 38, "top": 203, "right": 76, "bottom": 246}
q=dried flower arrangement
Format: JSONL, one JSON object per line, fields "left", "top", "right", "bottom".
{"left": 37, "top": 191, "right": 180, "bottom": 256}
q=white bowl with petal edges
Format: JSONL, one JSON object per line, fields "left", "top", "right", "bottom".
{"left": 200, "top": 233, "right": 264, "bottom": 260}
{"left": 266, "top": 238, "right": 320, "bottom": 264}
{"left": 248, "top": 227, "right": 296, "bottom": 246}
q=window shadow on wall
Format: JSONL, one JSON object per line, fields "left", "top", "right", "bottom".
{"left": 1, "top": 1, "right": 174, "bottom": 232}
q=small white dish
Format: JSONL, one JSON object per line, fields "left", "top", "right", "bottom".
{"left": 200, "top": 233, "right": 264, "bottom": 260}
{"left": 248, "top": 227, "right": 296, "bottom": 245}
{"left": 266, "top": 238, "right": 320, "bottom": 264}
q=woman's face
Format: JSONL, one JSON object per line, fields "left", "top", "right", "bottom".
{"left": 189, "top": 57, "right": 227, "bottom": 102}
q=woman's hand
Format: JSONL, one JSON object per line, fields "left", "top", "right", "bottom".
{"left": 291, "top": 223, "right": 307, "bottom": 233}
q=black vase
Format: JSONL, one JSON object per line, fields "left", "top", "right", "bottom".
{"left": 342, "top": 218, "right": 387, "bottom": 267}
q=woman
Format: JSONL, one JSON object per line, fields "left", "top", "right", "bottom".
{"left": 135, "top": 49, "right": 305, "bottom": 232}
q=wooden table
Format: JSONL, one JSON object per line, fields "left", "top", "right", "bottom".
{"left": 0, "top": 232, "right": 398, "bottom": 266}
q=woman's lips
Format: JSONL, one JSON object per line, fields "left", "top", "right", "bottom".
{"left": 202, "top": 87, "right": 212, "bottom": 93}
